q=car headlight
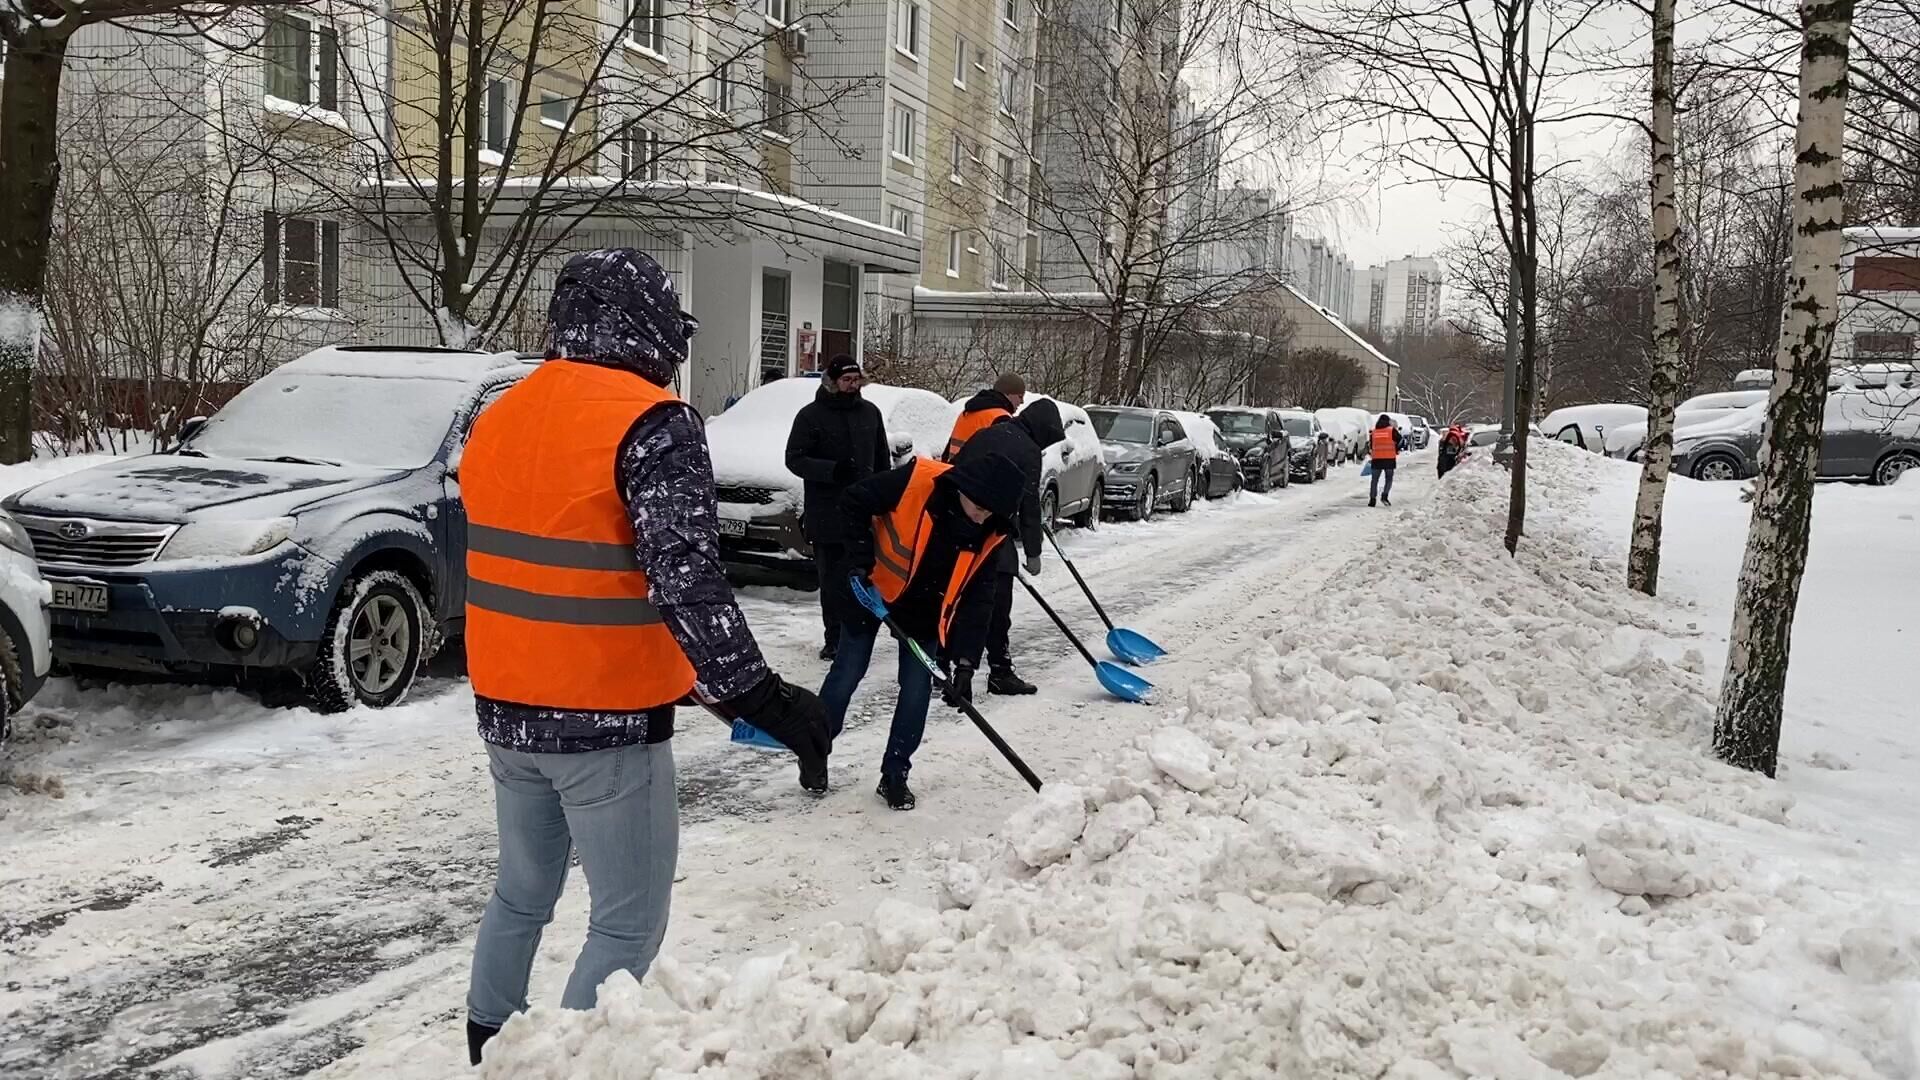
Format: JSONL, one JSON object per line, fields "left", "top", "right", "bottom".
{"left": 1111, "top": 462, "right": 1141, "bottom": 474}
{"left": 0, "top": 510, "right": 33, "bottom": 558}
{"left": 158, "top": 518, "right": 296, "bottom": 562}
{"left": 1241, "top": 446, "right": 1265, "bottom": 460}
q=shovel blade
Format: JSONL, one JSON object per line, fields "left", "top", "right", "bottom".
{"left": 1107, "top": 628, "right": 1168, "bottom": 665}
{"left": 1095, "top": 661, "right": 1154, "bottom": 702}
{"left": 730, "top": 720, "right": 788, "bottom": 751}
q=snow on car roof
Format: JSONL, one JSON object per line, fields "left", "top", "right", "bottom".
{"left": 1171, "top": 411, "right": 1225, "bottom": 459}
{"left": 280, "top": 346, "right": 531, "bottom": 382}
{"left": 708, "top": 377, "right": 955, "bottom": 497}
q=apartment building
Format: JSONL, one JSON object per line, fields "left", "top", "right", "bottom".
{"left": 1364, "top": 255, "right": 1444, "bottom": 337}
{"left": 1837, "top": 226, "right": 1920, "bottom": 364}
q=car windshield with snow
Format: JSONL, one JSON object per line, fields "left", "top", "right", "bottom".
{"left": 3, "top": 346, "right": 537, "bottom": 712}
{"left": 1089, "top": 409, "right": 1154, "bottom": 444}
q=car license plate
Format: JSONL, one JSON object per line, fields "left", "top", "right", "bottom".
{"left": 718, "top": 518, "right": 748, "bottom": 537}
{"left": 49, "top": 580, "right": 109, "bottom": 613}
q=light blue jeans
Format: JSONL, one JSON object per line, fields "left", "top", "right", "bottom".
{"left": 467, "top": 741, "right": 677, "bottom": 1027}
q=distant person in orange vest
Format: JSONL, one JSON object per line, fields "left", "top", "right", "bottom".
{"left": 1368, "top": 414, "right": 1402, "bottom": 507}
{"left": 944, "top": 373, "right": 1027, "bottom": 459}
{"left": 1437, "top": 424, "right": 1469, "bottom": 477}
{"left": 826, "top": 451, "right": 1025, "bottom": 810}
{"left": 460, "top": 249, "right": 830, "bottom": 1065}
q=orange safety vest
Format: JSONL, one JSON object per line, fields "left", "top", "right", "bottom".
{"left": 944, "top": 406, "right": 1010, "bottom": 460}
{"left": 461, "top": 362, "right": 696, "bottom": 711}
{"left": 869, "top": 458, "right": 1005, "bottom": 646}
{"left": 1370, "top": 426, "right": 1400, "bottom": 461}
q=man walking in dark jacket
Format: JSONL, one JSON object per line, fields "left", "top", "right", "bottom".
{"left": 948, "top": 397, "right": 1066, "bottom": 697}
{"left": 944, "top": 373, "right": 1026, "bottom": 459}
{"left": 460, "top": 249, "right": 831, "bottom": 1065}
{"left": 785, "top": 355, "right": 890, "bottom": 660}
{"left": 825, "top": 451, "right": 1024, "bottom": 811}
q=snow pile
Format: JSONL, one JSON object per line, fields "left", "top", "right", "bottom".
{"left": 478, "top": 445, "right": 1919, "bottom": 1080}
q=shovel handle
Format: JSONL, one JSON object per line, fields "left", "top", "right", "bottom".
{"left": 1043, "top": 526, "right": 1118, "bottom": 633}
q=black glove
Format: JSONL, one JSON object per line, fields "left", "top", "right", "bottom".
{"left": 943, "top": 663, "right": 974, "bottom": 708}
{"left": 722, "top": 673, "right": 831, "bottom": 792}
{"left": 833, "top": 459, "right": 858, "bottom": 482}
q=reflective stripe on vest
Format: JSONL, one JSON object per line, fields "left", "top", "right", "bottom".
{"left": 868, "top": 458, "right": 1004, "bottom": 647}
{"left": 460, "top": 362, "right": 696, "bottom": 712}
{"left": 944, "top": 407, "right": 1009, "bottom": 460}
{"left": 1371, "top": 426, "right": 1399, "bottom": 460}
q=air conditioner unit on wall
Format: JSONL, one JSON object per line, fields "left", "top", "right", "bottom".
{"left": 780, "top": 24, "right": 809, "bottom": 56}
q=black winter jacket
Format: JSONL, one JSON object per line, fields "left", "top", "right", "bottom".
{"left": 950, "top": 398, "right": 1067, "bottom": 565}
{"left": 838, "top": 461, "right": 1018, "bottom": 660}
{"left": 785, "top": 385, "right": 890, "bottom": 542}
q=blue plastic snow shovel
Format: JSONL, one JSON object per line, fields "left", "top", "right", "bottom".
{"left": 850, "top": 575, "right": 1044, "bottom": 791}
{"left": 1042, "top": 526, "right": 1167, "bottom": 665}
{"left": 729, "top": 719, "right": 788, "bottom": 750}
{"left": 1016, "top": 574, "right": 1154, "bottom": 704}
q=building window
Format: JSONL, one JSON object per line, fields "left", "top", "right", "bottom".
{"left": 763, "top": 77, "right": 793, "bottom": 137}
{"left": 1003, "top": 0, "right": 1019, "bottom": 28}
{"left": 621, "top": 126, "right": 662, "bottom": 180}
{"left": 947, "top": 230, "right": 963, "bottom": 276}
{"left": 999, "top": 64, "right": 1019, "bottom": 115}
{"left": 953, "top": 38, "right": 969, "bottom": 87}
{"left": 264, "top": 13, "right": 338, "bottom": 110}
{"left": 626, "top": 0, "right": 666, "bottom": 55}
{"left": 997, "top": 152, "right": 1016, "bottom": 202}
{"left": 761, "top": 269, "right": 791, "bottom": 381}
{"left": 539, "top": 91, "right": 572, "bottom": 130}
{"left": 888, "top": 205, "right": 915, "bottom": 238}
{"left": 893, "top": 0, "right": 923, "bottom": 57}
{"left": 764, "top": 0, "right": 791, "bottom": 25}
{"left": 949, "top": 133, "right": 967, "bottom": 182}
{"left": 479, "top": 79, "right": 509, "bottom": 156}
{"left": 708, "top": 53, "right": 735, "bottom": 113}
{"left": 889, "top": 102, "right": 916, "bottom": 161}
{"left": 992, "top": 242, "right": 1013, "bottom": 288}
{"left": 1855, "top": 332, "right": 1915, "bottom": 356}
{"left": 263, "top": 212, "right": 340, "bottom": 309}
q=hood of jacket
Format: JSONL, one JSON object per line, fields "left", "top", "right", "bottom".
{"left": 544, "top": 248, "right": 698, "bottom": 388}
{"left": 1013, "top": 398, "right": 1067, "bottom": 448}
{"left": 940, "top": 450, "right": 1024, "bottom": 521}
{"left": 961, "top": 388, "right": 1017, "bottom": 416}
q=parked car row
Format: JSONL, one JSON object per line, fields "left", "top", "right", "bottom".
{"left": 0, "top": 345, "right": 1406, "bottom": 718}
{"left": 1541, "top": 387, "right": 1920, "bottom": 486}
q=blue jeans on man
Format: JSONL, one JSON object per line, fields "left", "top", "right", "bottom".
{"left": 819, "top": 616, "right": 935, "bottom": 783}
{"left": 1369, "top": 460, "right": 1396, "bottom": 504}
{"left": 467, "top": 741, "right": 677, "bottom": 1028}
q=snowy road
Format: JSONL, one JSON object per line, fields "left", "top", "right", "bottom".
{"left": 0, "top": 457, "right": 1405, "bottom": 1078}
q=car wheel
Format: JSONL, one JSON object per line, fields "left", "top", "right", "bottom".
{"left": 1075, "top": 482, "right": 1104, "bottom": 528}
{"left": 0, "top": 628, "right": 19, "bottom": 744}
{"left": 310, "top": 570, "right": 428, "bottom": 713}
{"left": 1302, "top": 458, "right": 1317, "bottom": 484}
{"left": 1041, "top": 484, "right": 1060, "bottom": 528}
{"left": 1171, "top": 468, "right": 1194, "bottom": 513}
{"left": 1136, "top": 474, "right": 1158, "bottom": 521}
{"left": 1874, "top": 451, "right": 1920, "bottom": 486}
{"left": 1692, "top": 454, "right": 1741, "bottom": 482}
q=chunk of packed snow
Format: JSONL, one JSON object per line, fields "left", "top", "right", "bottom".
{"left": 1005, "top": 784, "right": 1088, "bottom": 868}
{"left": 1145, "top": 726, "right": 1214, "bottom": 791}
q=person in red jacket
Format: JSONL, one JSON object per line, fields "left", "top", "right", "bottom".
{"left": 1368, "top": 415, "right": 1402, "bottom": 507}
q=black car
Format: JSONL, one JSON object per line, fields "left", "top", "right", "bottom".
{"left": 1204, "top": 407, "right": 1292, "bottom": 491}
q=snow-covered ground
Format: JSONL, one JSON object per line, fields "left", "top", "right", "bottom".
{"left": 3, "top": 444, "right": 1917, "bottom": 1079}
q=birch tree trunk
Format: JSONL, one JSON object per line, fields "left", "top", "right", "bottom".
{"left": 1628, "top": 0, "right": 1683, "bottom": 595}
{"left": 1713, "top": 0, "right": 1853, "bottom": 778}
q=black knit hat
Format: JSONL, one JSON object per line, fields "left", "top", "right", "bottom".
{"left": 943, "top": 451, "right": 1024, "bottom": 520}
{"left": 826, "top": 354, "right": 862, "bottom": 381}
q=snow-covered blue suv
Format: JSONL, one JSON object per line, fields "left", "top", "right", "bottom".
{"left": 3, "top": 346, "right": 538, "bottom": 711}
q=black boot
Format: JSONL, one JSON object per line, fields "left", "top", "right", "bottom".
{"left": 876, "top": 776, "right": 916, "bottom": 811}
{"left": 467, "top": 1019, "right": 501, "bottom": 1066}
{"left": 988, "top": 667, "right": 1037, "bottom": 695}
{"left": 800, "top": 760, "right": 829, "bottom": 796}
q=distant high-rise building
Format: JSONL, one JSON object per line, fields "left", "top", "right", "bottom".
{"left": 1364, "top": 256, "right": 1444, "bottom": 336}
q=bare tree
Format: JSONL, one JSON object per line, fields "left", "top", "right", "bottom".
{"left": 1628, "top": 0, "right": 1684, "bottom": 595}
{"left": 1022, "top": 0, "right": 1325, "bottom": 403}
{"left": 1714, "top": 0, "right": 1855, "bottom": 777}
{"left": 1268, "top": 346, "right": 1365, "bottom": 409}
{"left": 284, "top": 0, "right": 873, "bottom": 346}
{"left": 0, "top": 0, "right": 327, "bottom": 463}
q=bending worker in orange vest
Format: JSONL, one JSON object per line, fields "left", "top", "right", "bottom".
{"left": 825, "top": 450, "right": 1026, "bottom": 810}
{"left": 944, "top": 372, "right": 1027, "bottom": 460}
{"left": 1368, "top": 414, "right": 1403, "bottom": 507}
{"left": 460, "top": 249, "right": 830, "bottom": 1065}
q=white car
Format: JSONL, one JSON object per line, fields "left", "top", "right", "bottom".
{"left": 708, "top": 376, "right": 954, "bottom": 571}
{"left": 1315, "top": 408, "right": 1364, "bottom": 463}
{"left": 1604, "top": 391, "right": 1769, "bottom": 459}
{"left": 1027, "top": 396, "right": 1107, "bottom": 529}
{"left": 0, "top": 508, "right": 52, "bottom": 741}
{"left": 1539, "top": 403, "right": 1649, "bottom": 452}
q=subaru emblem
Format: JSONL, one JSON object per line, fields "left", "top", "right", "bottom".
{"left": 57, "top": 521, "right": 88, "bottom": 541}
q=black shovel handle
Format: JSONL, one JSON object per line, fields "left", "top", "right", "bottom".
{"left": 1016, "top": 572, "right": 1101, "bottom": 670}
{"left": 1043, "top": 525, "right": 1118, "bottom": 633}
{"left": 885, "top": 618, "right": 1043, "bottom": 792}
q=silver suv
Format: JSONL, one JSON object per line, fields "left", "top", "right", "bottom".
{"left": 1673, "top": 389, "right": 1920, "bottom": 485}
{"left": 1086, "top": 407, "right": 1199, "bottom": 520}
